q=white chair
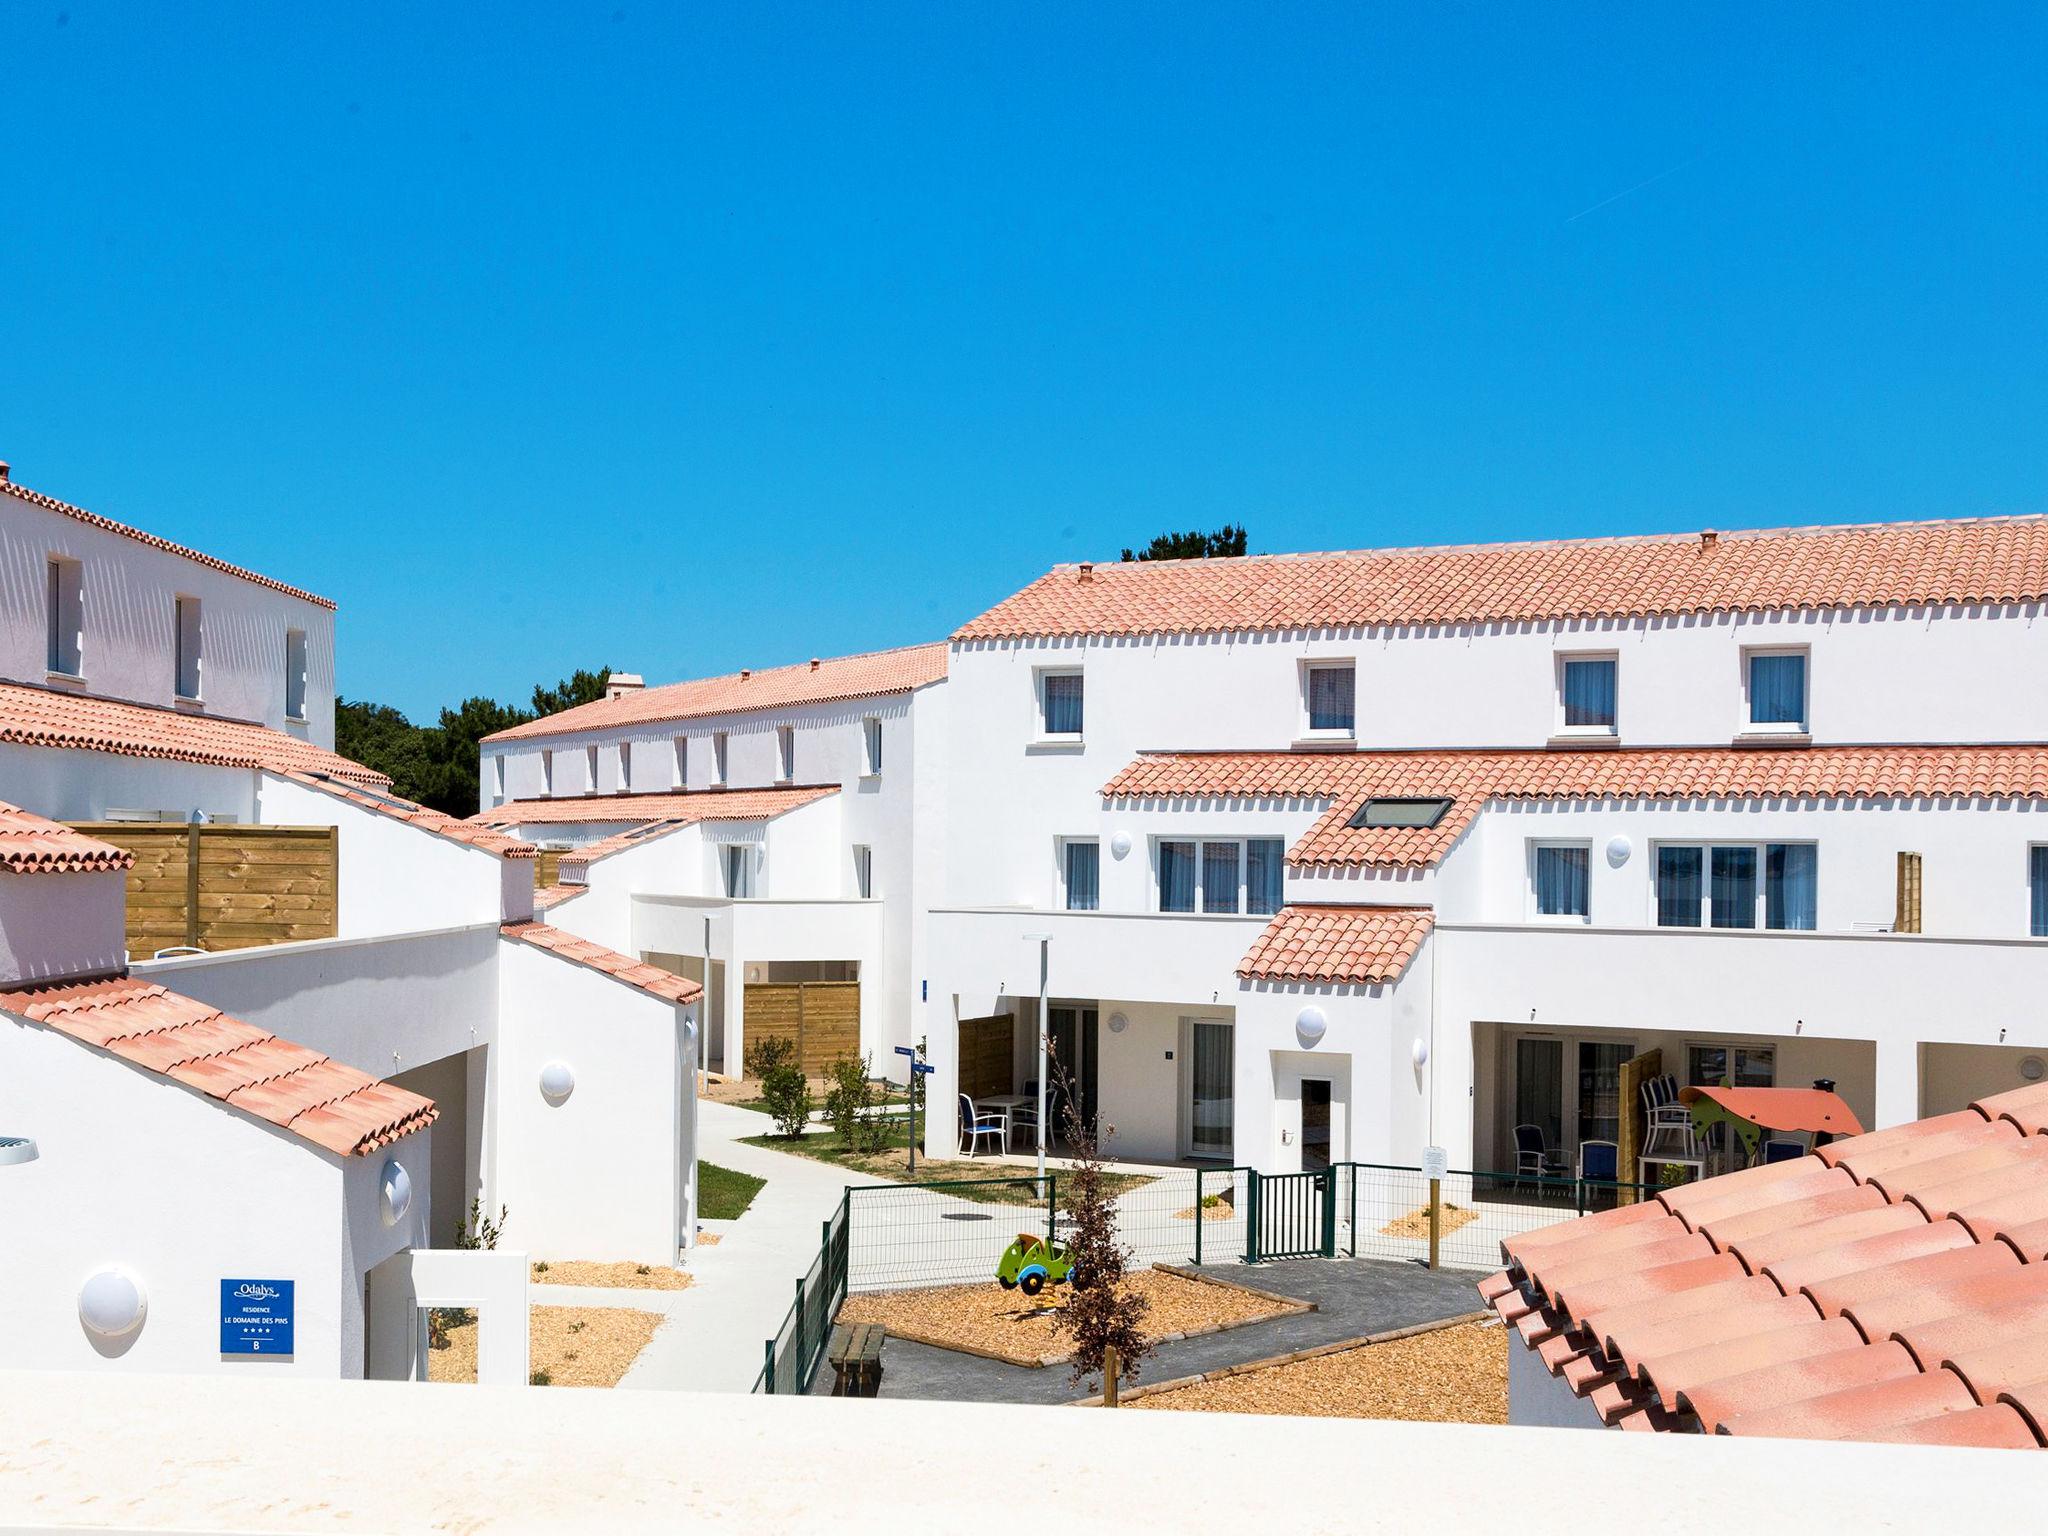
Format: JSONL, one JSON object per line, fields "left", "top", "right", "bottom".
{"left": 958, "top": 1095, "right": 1006, "bottom": 1158}
{"left": 1640, "top": 1075, "right": 1697, "bottom": 1160}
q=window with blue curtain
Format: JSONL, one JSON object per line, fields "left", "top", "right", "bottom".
{"left": 1657, "top": 846, "right": 1703, "bottom": 927}
{"left": 1042, "top": 671, "right": 1084, "bottom": 736}
{"left": 1247, "top": 838, "right": 1284, "bottom": 915}
{"left": 1306, "top": 663, "right": 1356, "bottom": 733}
{"left": 1561, "top": 657, "right": 1617, "bottom": 730}
{"left": 1158, "top": 840, "right": 1197, "bottom": 912}
{"left": 1064, "top": 840, "right": 1099, "bottom": 912}
{"left": 1201, "top": 842, "right": 1241, "bottom": 913}
{"left": 1710, "top": 846, "right": 1758, "bottom": 928}
{"left": 1533, "top": 844, "right": 1590, "bottom": 919}
{"left": 2032, "top": 846, "right": 2048, "bottom": 937}
{"left": 1748, "top": 652, "right": 1808, "bottom": 727}
{"left": 1766, "top": 844, "right": 1818, "bottom": 930}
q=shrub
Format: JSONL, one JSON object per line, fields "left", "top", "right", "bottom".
{"left": 761, "top": 1063, "right": 813, "bottom": 1138}
{"left": 1049, "top": 1054, "right": 1150, "bottom": 1391}
{"left": 822, "top": 1053, "right": 895, "bottom": 1156}
{"left": 457, "top": 1198, "right": 507, "bottom": 1251}
{"left": 530, "top": 1368, "right": 553, "bottom": 1386}
{"left": 744, "top": 1034, "right": 799, "bottom": 1080}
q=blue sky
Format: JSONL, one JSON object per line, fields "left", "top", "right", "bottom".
{"left": 5, "top": 4, "right": 2046, "bottom": 719}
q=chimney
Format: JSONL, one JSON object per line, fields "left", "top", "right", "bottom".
{"left": 741, "top": 669, "right": 752, "bottom": 681}
{"left": 1700, "top": 529, "right": 1719, "bottom": 550}
{"left": 810, "top": 658, "right": 820, "bottom": 671}
{"left": 0, "top": 462, "right": 10, "bottom": 481}
{"left": 1078, "top": 562, "right": 1094, "bottom": 583}
{"left": 603, "top": 673, "right": 645, "bottom": 702}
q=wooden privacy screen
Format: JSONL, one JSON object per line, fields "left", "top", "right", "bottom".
{"left": 1616, "top": 1046, "right": 1662, "bottom": 1206}
{"left": 958, "top": 1015, "right": 1014, "bottom": 1102}
{"left": 534, "top": 849, "right": 567, "bottom": 888}
{"left": 744, "top": 980, "right": 861, "bottom": 1073}
{"left": 69, "top": 822, "right": 339, "bottom": 958}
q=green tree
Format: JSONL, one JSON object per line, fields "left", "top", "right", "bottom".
{"left": 1120, "top": 524, "right": 1248, "bottom": 562}
{"left": 530, "top": 668, "right": 611, "bottom": 718}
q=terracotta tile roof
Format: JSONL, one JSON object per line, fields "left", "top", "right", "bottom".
{"left": 469, "top": 784, "right": 838, "bottom": 829}
{"left": 1, "top": 475, "right": 335, "bottom": 609}
{"left": 953, "top": 516, "right": 2048, "bottom": 640}
{"left": 1484, "top": 1081, "right": 2048, "bottom": 1446}
{"left": 532, "top": 883, "right": 586, "bottom": 910}
{"left": 2, "top": 975, "right": 434, "bottom": 1156}
{"left": 0, "top": 802, "right": 133, "bottom": 875}
{"left": 482, "top": 643, "right": 948, "bottom": 743}
{"left": 500, "top": 921, "right": 702, "bottom": 1005}
{"left": 1235, "top": 905, "right": 1433, "bottom": 986}
{"left": 278, "top": 772, "right": 535, "bottom": 858}
{"left": 1104, "top": 744, "right": 2048, "bottom": 869}
{"left": 0, "top": 679, "right": 388, "bottom": 786}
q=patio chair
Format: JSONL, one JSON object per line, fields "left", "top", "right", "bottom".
{"left": 1007, "top": 1099, "right": 1040, "bottom": 1151}
{"left": 1762, "top": 1137, "right": 1807, "bottom": 1165}
{"left": 1577, "top": 1139, "right": 1619, "bottom": 1184}
{"left": 958, "top": 1094, "right": 1006, "bottom": 1159}
{"left": 1640, "top": 1075, "right": 1697, "bottom": 1160}
{"left": 1514, "top": 1125, "right": 1566, "bottom": 1189}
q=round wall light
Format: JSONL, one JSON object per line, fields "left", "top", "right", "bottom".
{"left": 0, "top": 1135, "right": 37, "bottom": 1166}
{"left": 539, "top": 1061, "right": 576, "bottom": 1106}
{"left": 1109, "top": 831, "right": 1133, "bottom": 860}
{"left": 78, "top": 1267, "right": 146, "bottom": 1340}
{"left": 1411, "top": 1037, "right": 1430, "bottom": 1069}
{"left": 1295, "top": 1005, "right": 1328, "bottom": 1048}
{"left": 1605, "top": 835, "right": 1633, "bottom": 869}
{"left": 2022, "top": 1056, "right": 2045, "bottom": 1084}
{"left": 380, "top": 1159, "right": 413, "bottom": 1227}
{"left": 1106, "top": 1011, "right": 1129, "bottom": 1035}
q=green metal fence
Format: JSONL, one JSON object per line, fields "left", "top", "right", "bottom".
{"left": 753, "top": 1192, "right": 851, "bottom": 1394}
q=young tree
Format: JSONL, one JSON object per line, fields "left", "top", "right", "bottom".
{"left": 1120, "top": 523, "right": 1249, "bottom": 561}
{"left": 1048, "top": 1055, "right": 1150, "bottom": 1389}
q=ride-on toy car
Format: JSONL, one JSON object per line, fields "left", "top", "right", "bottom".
{"left": 995, "top": 1233, "right": 1086, "bottom": 1297}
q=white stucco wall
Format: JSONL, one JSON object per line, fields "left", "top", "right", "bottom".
{"left": 0, "top": 743, "right": 258, "bottom": 824}
{"left": 0, "top": 868, "right": 126, "bottom": 984}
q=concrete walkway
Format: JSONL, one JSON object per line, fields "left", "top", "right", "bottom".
{"left": 621, "top": 1100, "right": 876, "bottom": 1392}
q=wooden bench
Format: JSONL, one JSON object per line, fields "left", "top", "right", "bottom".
{"left": 828, "top": 1322, "right": 884, "bottom": 1398}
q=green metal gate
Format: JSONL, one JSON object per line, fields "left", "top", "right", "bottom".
{"left": 1247, "top": 1169, "right": 1336, "bottom": 1261}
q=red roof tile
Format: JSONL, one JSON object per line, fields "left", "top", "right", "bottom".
{"left": 500, "top": 921, "right": 702, "bottom": 1005}
{"left": 470, "top": 784, "right": 838, "bottom": 830}
{"left": 953, "top": 515, "right": 2048, "bottom": 640}
{"left": 0, "top": 801, "right": 133, "bottom": 874}
{"left": 0, "top": 680, "right": 387, "bottom": 786}
{"left": 2, "top": 975, "right": 433, "bottom": 1156}
{"left": 1105, "top": 745, "right": 2048, "bottom": 869}
{"left": 278, "top": 772, "right": 535, "bottom": 858}
{"left": 1, "top": 475, "right": 335, "bottom": 609}
{"left": 532, "top": 883, "right": 586, "bottom": 911}
{"left": 1486, "top": 1095, "right": 2048, "bottom": 1448}
{"left": 483, "top": 644, "right": 947, "bottom": 743}
{"left": 1234, "top": 905, "right": 1432, "bottom": 986}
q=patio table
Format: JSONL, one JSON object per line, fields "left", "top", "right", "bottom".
{"left": 979, "top": 1094, "right": 1037, "bottom": 1150}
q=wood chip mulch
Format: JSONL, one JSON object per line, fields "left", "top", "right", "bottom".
{"left": 1128, "top": 1318, "right": 1507, "bottom": 1422}
{"left": 1173, "top": 1196, "right": 1239, "bottom": 1222}
{"left": 837, "top": 1270, "right": 1298, "bottom": 1367}
{"left": 427, "top": 1305, "right": 665, "bottom": 1388}
{"left": 531, "top": 1261, "right": 693, "bottom": 1291}
{"left": 1379, "top": 1203, "right": 1481, "bottom": 1240}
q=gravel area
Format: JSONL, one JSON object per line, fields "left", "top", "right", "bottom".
{"left": 1378, "top": 1203, "right": 1481, "bottom": 1241}
{"left": 532, "top": 1261, "right": 693, "bottom": 1292}
{"left": 837, "top": 1270, "right": 1298, "bottom": 1367}
{"left": 1128, "top": 1318, "right": 1506, "bottom": 1422}
{"left": 427, "top": 1306, "right": 666, "bottom": 1387}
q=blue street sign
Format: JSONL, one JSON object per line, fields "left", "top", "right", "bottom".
{"left": 910, "top": 1062, "right": 934, "bottom": 1076}
{"left": 893, "top": 1045, "right": 916, "bottom": 1057}
{"left": 220, "top": 1278, "right": 294, "bottom": 1356}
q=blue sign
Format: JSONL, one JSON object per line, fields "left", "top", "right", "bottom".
{"left": 893, "top": 1045, "right": 916, "bottom": 1057}
{"left": 910, "top": 1062, "right": 934, "bottom": 1076}
{"left": 220, "top": 1278, "right": 294, "bottom": 1356}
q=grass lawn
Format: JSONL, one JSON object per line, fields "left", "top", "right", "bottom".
{"left": 739, "top": 1129, "right": 1156, "bottom": 1197}
{"left": 699, "top": 1160, "right": 767, "bottom": 1220}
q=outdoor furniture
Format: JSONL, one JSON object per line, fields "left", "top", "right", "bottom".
{"left": 1514, "top": 1124, "right": 1567, "bottom": 1188}
{"left": 1639, "top": 1151, "right": 1706, "bottom": 1188}
{"left": 989, "top": 1093, "right": 1039, "bottom": 1150}
{"left": 827, "top": 1322, "right": 884, "bottom": 1398}
{"left": 1577, "top": 1139, "right": 1619, "bottom": 1183}
{"left": 1640, "top": 1074, "right": 1698, "bottom": 1160}
{"left": 1762, "top": 1136, "right": 1808, "bottom": 1164}
{"left": 958, "top": 1094, "right": 1007, "bottom": 1158}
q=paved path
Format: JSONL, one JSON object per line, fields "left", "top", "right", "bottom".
{"left": 811, "top": 1255, "right": 1483, "bottom": 1404}
{"left": 621, "top": 1100, "right": 873, "bottom": 1393}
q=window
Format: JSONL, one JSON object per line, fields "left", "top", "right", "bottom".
{"left": 712, "top": 732, "right": 729, "bottom": 785}
{"left": 1039, "top": 670, "right": 1084, "bottom": 738}
{"left": 174, "top": 595, "right": 202, "bottom": 700}
{"left": 863, "top": 716, "right": 883, "bottom": 776}
{"left": 46, "top": 556, "right": 82, "bottom": 676}
{"left": 2031, "top": 847, "right": 2048, "bottom": 938}
{"left": 619, "top": 742, "right": 633, "bottom": 791}
{"left": 1062, "top": 839, "right": 1100, "bottom": 911}
{"left": 585, "top": 744, "right": 600, "bottom": 794}
{"left": 541, "top": 749, "right": 554, "bottom": 795}
{"left": 852, "top": 844, "right": 874, "bottom": 900}
{"left": 1156, "top": 836, "right": 1285, "bottom": 915}
{"left": 1658, "top": 843, "right": 1816, "bottom": 930}
{"left": 1303, "top": 660, "right": 1356, "bottom": 736}
{"left": 776, "top": 725, "right": 795, "bottom": 782}
{"left": 1348, "top": 797, "right": 1452, "bottom": 830}
{"left": 1558, "top": 655, "right": 1617, "bottom": 735}
{"left": 491, "top": 755, "right": 506, "bottom": 801}
{"left": 1688, "top": 1043, "right": 1775, "bottom": 1090}
{"left": 1531, "top": 843, "right": 1591, "bottom": 921}
{"left": 720, "top": 843, "right": 757, "bottom": 898}
{"left": 672, "top": 735, "right": 688, "bottom": 788}
{"left": 284, "top": 628, "right": 308, "bottom": 720}
{"left": 1746, "top": 649, "right": 1808, "bottom": 732}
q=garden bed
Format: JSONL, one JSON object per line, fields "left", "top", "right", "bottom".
{"left": 426, "top": 1305, "right": 665, "bottom": 1387}
{"left": 1122, "top": 1316, "right": 1505, "bottom": 1422}
{"left": 1378, "top": 1202, "right": 1480, "bottom": 1240}
{"left": 739, "top": 1130, "right": 1155, "bottom": 1196}
{"left": 835, "top": 1268, "right": 1305, "bottom": 1368}
{"left": 530, "top": 1260, "right": 693, "bottom": 1292}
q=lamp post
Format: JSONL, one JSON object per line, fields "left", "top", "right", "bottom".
{"left": 1024, "top": 933, "right": 1051, "bottom": 1182}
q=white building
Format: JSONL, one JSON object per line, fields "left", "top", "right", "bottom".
{"left": 925, "top": 517, "right": 2048, "bottom": 1176}
{"left": 473, "top": 644, "right": 948, "bottom": 1076}
{"left": 0, "top": 465, "right": 700, "bottom": 1380}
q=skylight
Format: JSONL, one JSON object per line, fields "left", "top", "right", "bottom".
{"left": 1348, "top": 797, "right": 1453, "bottom": 830}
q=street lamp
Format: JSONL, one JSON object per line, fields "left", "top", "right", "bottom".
{"left": 1023, "top": 933, "right": 1051, "bottom": 1182}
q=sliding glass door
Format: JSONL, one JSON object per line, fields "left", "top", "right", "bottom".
{"left": 1186, "top": 1019, "right": 1234, "bottom": 1160}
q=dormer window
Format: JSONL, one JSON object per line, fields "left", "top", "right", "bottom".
{"left": 1302, "top": 660, "right": 1356, "bottom": 738}
{"left": 1349, "top": 797, "right": 1452, "bottom": 830}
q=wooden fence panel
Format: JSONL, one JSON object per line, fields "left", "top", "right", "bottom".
{"left": 69, "top": 823, "right": 339, "bottom": 958}
{"left": 958, "top": 1015, "right": 1014, "bottom": 1102}
{"left": 534, "top": 850, "right": 566, "bottom": 888}
{"left": 743, "top": 980, "right": 863, "bottom": 1075}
